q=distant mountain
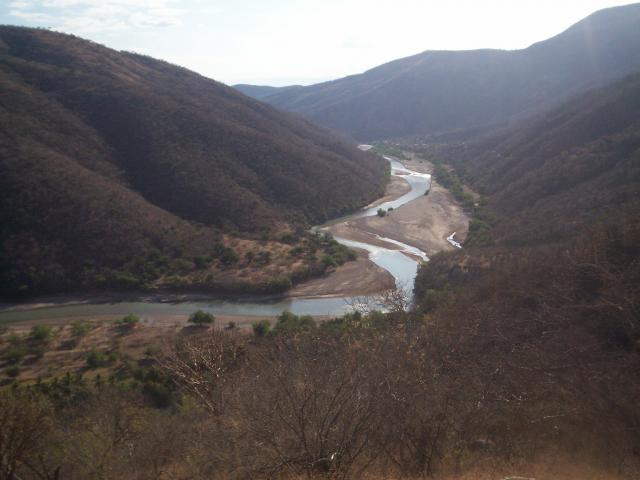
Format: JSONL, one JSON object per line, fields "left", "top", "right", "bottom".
{"left": 0, "top": 26, "right": 387, "bottom": 298}
{"left": 233, "top": 84, "right": 303, "bottom": 101}
{"left": 238, "top": 3, "right": 640, "bottom": 141}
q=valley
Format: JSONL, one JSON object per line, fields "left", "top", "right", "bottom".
{"left": 0, "top": 152, "right": 468, "bottom": 326}
{"left": 1, "top": 4, "right": 639, "bottom": 478}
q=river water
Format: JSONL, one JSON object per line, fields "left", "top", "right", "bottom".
{"left": 0, "top": 158, "right": 432, "bottom": 323}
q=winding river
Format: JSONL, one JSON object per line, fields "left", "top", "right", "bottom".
{"left": 0, "top": 157, "right": 433, "bottom": 323}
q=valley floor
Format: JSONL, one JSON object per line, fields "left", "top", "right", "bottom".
{"left": 327, "top": 155, "right": 469, "bottom": 260}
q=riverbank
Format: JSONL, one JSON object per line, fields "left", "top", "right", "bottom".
{"left": 327, "top": 155, "right": 469, "bottom": 257}
{"left": 0, "top": 154, "right": 463, "bottom": 326}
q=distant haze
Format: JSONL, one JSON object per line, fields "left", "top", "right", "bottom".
{"left": 0, "top": 0, "right": 633, "bottom": 86}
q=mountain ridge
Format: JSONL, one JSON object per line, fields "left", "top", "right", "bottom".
{"left": 236, "top": 3, "right": 640, "bottom": 141}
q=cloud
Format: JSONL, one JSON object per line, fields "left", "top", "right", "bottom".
{"left": 8, "top": 0, "right": 185, "bottom": 33}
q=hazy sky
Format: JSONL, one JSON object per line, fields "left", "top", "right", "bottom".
{"left": 0, "top": 0, "right": 633, "bottom": 86}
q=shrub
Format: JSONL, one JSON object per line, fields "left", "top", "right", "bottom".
{"left": 71, "top": 320, "right": 93, "bottom": 339}
{"left": 4, "top": 346, "right": 26, "bottom": 365}
{"left": 321, "top": 255, "right": 337, "bottom": 268}
{"left": 5, "top": 365, "right": 20, "bottom": 378}
{"left": 219, "top": 248, "right": 239, "bottom": 265}
{"left": 188, "top": 310, "right": 215, "bottom": 325}
{"left": 273, "top": 311, "right": 315, "bottom": 334}
{"left": 252, "top": 320, "right": 271, "bottom": 337}
{"left": 7, "top": 333, "right": 23, "bottom": 347}
{"left": 377, "top": 208, "right": 387, "bottom": 217}
{"left": 85, "top": 347, "right": 109, "bottom": 369}
{"left": 267, "top": 277, "right": 293, "bottom": 292}
{"left": 29, "top": 324, "right": 52, "bottom": 343}
{"left": 29, "top": 345, "right": 46, "bottom": 359}
{"left": 193, "top": 255, "right": 210, "bottom": 269}
{"left": 115, "top": 314, "right": 140, "bottom": 329}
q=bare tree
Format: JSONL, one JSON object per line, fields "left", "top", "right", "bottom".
{"left": 237, "top": 334, "right": 381, "bottom": 479}
{"left": 0, "top": 389, "right": 53, "bottom": 480}
{"left": 157, "top": 329, "right": 245, "bottom": 415}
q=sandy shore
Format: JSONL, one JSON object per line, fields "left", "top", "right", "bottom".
{"left": 289, "top": 250, "right": 394, "bottom": 297}
{"left": 327, "top": 157, "right": 469, "bottom": 257}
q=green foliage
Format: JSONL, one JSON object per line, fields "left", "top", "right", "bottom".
{"left": 266, "top": 276, "right": 292, "bottom": 293}
{"left": 433, "top": 164, "right": 475, "bottom": 211}
{"left": 29, "top": 324, "right": 53, "bottom": 343}
{"left": 71, "top": 320, "right": 93, "bottom": 339}
{"left": 4, "top": 345, "right": 27, "bottom": 365}
{"left": 85, "top": 347, "right": 113, "bottom": 369}
{"left": 188, "top": 310, "right": 215, "bottom": 325}
{"left": 252, "top": 320, "right": 271, "bottom": 337}
{"left": 5, "top": 365, "right": 20, "bottom": 378}
{"left": 321, "top": 255, "right": 337, "bottom": 268}
{"left": 115, "top": 314, "right": 140, "bottom": 329}
{"left": 193, "top": 255, "right": 210, "bottom": 270}
{"left": 273, "top": 311, "right": 315, "bottom": 334}
{"left": 371, "top": 143, "right": 409, "bottom": 160}
{"left": 377, "top": 208, "right": 387, "bottom": 217}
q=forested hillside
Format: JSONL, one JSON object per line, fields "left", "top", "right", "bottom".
{"left": 237, "top": 3, "right": 640, "bottom": 141}
{"left": 408, "top": 70, "right": 640, "bottom": 477}
{"left": 0, "top": 26, "right": 387, "bottom": 298}
{"left": 442, "top": 73, "right": 640, "bottom": 246}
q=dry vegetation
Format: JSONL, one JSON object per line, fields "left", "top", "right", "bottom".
{"left": 1, "top": 284, "right": 638, "bottom": 479}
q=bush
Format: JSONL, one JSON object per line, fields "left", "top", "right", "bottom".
{"left": 85, "top": 347, "right": 110, "bottom": 369}
{"left": 193, "top": 255, "right": 210, "bottom": 269}
{"left": 7, "top": 333, "right": 23, "bottom": 347}
{"left": 188, "top": 310, "right": 215, "bottom": 325}
{"left": 29, "top": 345, "right": 46, "bottom": 359}
{"left": 115, "top": 314, "right": 140, "bottom": 329}
{"left": 4, "top": 346, "right": 26, "bottom": 365}
{"left": 219, "top": 247, "right": 239, "bottom": 265}
{"left": 29, "top": 325, "right": 52, "bottom": 343}
{"left": 71, "top": 320, "right": 93, "bottom": 339}
{"left": 5, "top": 365, "right": 20, "bottom": 378}
{"left": 267, "top": 277, "right": 292, "bottom": 292}
{"left": 377, "top": 208, "right": 387, "bottom": 217}
{"left": 252, "top": 320, "right": 271, "bottom": 337}
{"left": 273, "top": 311, "right": 315, "bottom": 334}
{"left": 321, "top": 255, "right": 337, "bottom": 268}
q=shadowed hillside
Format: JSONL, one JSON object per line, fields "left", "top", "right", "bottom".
{"left": 237, "top": 3, "right": 640, "bottom": 141}
{"left": 443, "top": 73, "right": 640, "bottom": 246}
{"left": 0, "top": 26, "right": 387, "bottom": 298}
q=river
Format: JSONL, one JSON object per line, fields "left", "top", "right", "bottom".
{"left": 0, "top": 157, "right": 433, "bottom": 323}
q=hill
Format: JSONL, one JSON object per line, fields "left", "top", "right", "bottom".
{"left": 237, "top": 3, "right": 640, "bottom": 141}
{"left": 437, "top": 73, "right": 640, "bottom": 246}
{"left": 0, "top": 26, "right": 388, "bottom": 298}
{"left": 407, "top": 70, "right": 640, "bottom": 479}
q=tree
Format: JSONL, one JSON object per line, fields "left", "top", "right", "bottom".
{"left": 188, "top": 310, "right": 215, "bottom": 325}
{"left": 0, "top": 389, "right": 53, "bottom": 480}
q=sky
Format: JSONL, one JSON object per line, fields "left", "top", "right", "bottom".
{"left": 0, "top": 0, "right": 633, "bottom": 86}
